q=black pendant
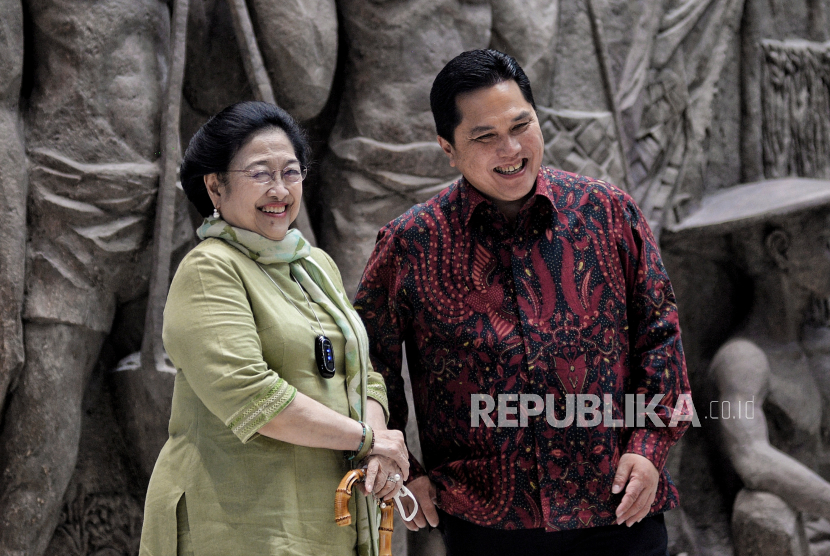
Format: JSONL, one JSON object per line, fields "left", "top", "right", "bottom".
{"left": 315, "top": 335, "right": 336, "bottom": 379}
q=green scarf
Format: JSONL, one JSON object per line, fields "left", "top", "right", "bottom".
{"left": 197, "top": 217, "right": 381, "bottom": 556}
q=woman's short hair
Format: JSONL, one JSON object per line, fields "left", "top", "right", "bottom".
{"left": 429, "top": 49, "right": 536, "bottom": 146}
{"left": 180, "top": 101, "right": 311, "bottom": 217}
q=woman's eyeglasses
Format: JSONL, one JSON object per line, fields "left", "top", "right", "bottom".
{"left": 226, "top": 165, "right": 307, "bottom": 186}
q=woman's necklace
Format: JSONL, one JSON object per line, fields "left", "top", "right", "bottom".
{"left": 257, "top": 264, "right": 336, "bottom": 379}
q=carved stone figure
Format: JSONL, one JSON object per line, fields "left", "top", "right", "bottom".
{"left": 616, "top": 0, "right": 745, "bottom": 232}
{"left": 0, "top": 0, "right": 26, "bottom": 420}
{"left": 0, "top": 0, "right": 828, "bottom": 553}
{"left": 0, "top": 1, "right": 169, "bottom": 552}
{"left": 665, "top": 178, "right": 830, "bottom": 556}
{"left": 181, "top": 0, "right": 336, "bottom": 127}
{"left": 530, "top": 0, "right": 748, "bottom": 237}
{"left": 760, "top": 39, "right": 830, "bottom": 180}
{"left": 741, "top": 0, "right": 829, "bottom": 183}
{"left": 535, "top": 1, "right": 628, "bottom": 195}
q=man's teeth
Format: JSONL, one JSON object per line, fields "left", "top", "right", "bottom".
{"left": 261, "top": 206, "right": 286, "bottom": 214}
{"left": 495, "top": 161, "right": 525, "bottom": 175}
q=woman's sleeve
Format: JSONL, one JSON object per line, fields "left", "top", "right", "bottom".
{"left": 162, "top": 248, "right": 297, "bottom": 443}
{"left": 316, "top": 249, "right": 389, "bottom": 420}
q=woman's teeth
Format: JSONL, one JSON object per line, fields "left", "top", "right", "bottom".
{"left": 495, "top": 160, "right": 525, "bottom": 175}
{"left": 261, "top": 206, "right": 286, "bottom": 214}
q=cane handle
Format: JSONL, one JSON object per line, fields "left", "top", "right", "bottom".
{"left": 335, "top": 468, "right": 394, "bottom": 556}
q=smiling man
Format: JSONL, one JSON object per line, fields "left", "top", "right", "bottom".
{"left": 354, "top": 49, "right": 691, "bottom": 556}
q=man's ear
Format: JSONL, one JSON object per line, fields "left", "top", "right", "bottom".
{"left": 765, "top": 229, "right": 791, "bottom": 270}
{"left": 437, "top": 136, "right": 456, "bottom": 167}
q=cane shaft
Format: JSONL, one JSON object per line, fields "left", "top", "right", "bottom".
{"left": 379, "top": 503, "right": 393, "bottom": 556}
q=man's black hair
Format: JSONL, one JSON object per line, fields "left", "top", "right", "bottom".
{"left": 180, "top": 101, "right": 311, "bottom": 217}
{"left": 430, "top": 49, "right": 536, "bottom": 145}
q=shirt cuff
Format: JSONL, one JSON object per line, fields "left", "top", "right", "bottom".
{"left": 228, "top": 377, "right": 297, "bottom": 443}
{"left": 624, "top": 428, "right": 672, "bottom": 472}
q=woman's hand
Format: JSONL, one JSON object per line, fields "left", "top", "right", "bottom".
{"left": 362, "top": 399, "right": 409, "bottom": 480}
{"left": 357, "top": 399, "right": 409, "bottom": 498}
{"left": 359, "top": 427, "right": 409, "bottom": 494}
{"left": 369, "top": 427, "right": 409, "bottom": 477}
{"left": 359, "top": 454, "right": 403, "bottom": 500}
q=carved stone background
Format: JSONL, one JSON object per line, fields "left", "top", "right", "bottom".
{"left": 0, "top": 0, "right": 829, "bottom": 554}
{"left": 761, "top": 39, "right": 830, "bottom": 180}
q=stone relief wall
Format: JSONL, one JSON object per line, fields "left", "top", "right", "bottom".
{"left": 0, "top": 0, "right": 829, "bottom": 554}
{"left": 662, "top": 181, "right": 830, "bottom": 556}
{"left": 659, "top": 5, "right": 830, "bottom": 555}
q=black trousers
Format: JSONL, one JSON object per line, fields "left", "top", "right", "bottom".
{"left": 438, "top": 510, "right": 669, "bottom": 556}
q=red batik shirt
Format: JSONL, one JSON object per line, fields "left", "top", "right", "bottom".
{"left": 354, "top": 166, "right": 691, "bottom": 531}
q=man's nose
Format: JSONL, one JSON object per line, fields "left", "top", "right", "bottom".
{"left": 497, "top": 134, "right": 521, "bottom": 157}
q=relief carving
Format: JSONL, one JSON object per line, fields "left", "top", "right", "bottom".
{"left": 0, "top": 0, "right": 828, "bottom": 553}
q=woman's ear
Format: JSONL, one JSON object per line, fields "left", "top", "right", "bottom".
{"left": 765, "top": 229, "right": 791, "bottom": 271}
{"left": 204, "top": 173, "right": 223, "bottom": 209}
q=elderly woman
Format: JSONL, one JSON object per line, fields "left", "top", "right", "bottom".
{"left": 139, "top": 101, "right": 408, "bottom": 556}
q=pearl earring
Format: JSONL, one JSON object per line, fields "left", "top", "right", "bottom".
{"left": 213, "top": 207, "right": 220, "bottom": 219}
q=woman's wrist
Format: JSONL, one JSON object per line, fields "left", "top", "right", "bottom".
{"left": 355, "top": 424, "right": 374, "bottom": 460}
{"left": 348, "top": 421, "right": 374, "bottom": 461}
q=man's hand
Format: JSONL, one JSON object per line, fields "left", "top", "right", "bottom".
{"left": 398, "top": 475, "right": 440, "bottom": 531}
{"left": 613, "top": 453, "right": 659, "bottom": 526}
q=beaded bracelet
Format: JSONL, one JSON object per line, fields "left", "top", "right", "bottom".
{"left": 367, "top": 430, "right": 376, "bottom": 456}
{"left": 354, "top": 424, "right": 374, "bottom": 461}
{"left": 347, "top": 421, "right": 368, "bottom": 461}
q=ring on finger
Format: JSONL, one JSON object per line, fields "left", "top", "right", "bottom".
{"left": 386, "top": 473, "right": 401, "bottom": 483}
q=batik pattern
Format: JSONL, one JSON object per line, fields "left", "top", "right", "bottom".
{"left": 355, "top": 166, "right": 691, "bottom": 531}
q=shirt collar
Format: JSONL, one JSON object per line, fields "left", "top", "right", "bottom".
{"left": 458, "top": 166, "right": 558, "bottom": 228}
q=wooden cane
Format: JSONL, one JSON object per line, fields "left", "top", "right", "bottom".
{"left": 335, "top": 468, "right": 394, "bottom": 556}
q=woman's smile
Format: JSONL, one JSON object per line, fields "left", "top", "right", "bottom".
{"left": 259, "top": 203, "right": 288, "bottom": 215}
